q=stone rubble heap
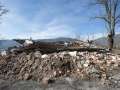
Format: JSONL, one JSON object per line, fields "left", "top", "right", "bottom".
{"left": 0, "top": 50, "right": 120, "bottom": 85}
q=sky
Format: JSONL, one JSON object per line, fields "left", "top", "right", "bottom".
{"left": 0, "top": 0, "right": 120, "bottom": 40}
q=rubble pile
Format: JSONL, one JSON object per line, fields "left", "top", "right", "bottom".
{"left": 0, "top": 50, "right": 120, "bottom": 85}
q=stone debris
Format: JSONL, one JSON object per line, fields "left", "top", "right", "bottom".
{"left": 0, "top": 50, "right": 7, "bottom": 56}
{"left": 23, "top": 39, "right": 33, "bottom": 46}
{"left": 0, "top": 50, "right": 120, "bottom": 87}
{"left": 108, "top": 73, "right": 120, "bottom": 87}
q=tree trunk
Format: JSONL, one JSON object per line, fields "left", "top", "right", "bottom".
{"left": 108, "top": 34, "right": 114, "bottom": 50}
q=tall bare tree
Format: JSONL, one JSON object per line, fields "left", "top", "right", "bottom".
{"left": 91, "top": 0, "right": 120, "bottom": 50}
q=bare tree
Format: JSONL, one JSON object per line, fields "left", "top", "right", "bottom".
{"left": 91, "top": 0, "right": 120, "bottom": 50}
{"left": 0, "top": 2, "right": 8, "bottom": 18}
{"left": 0, "top": 1, "right": 8, "bottom": 39}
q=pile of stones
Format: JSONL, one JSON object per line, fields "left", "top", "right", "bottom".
{"left": 0, "top": 50, "right": 120, "bottom": 86}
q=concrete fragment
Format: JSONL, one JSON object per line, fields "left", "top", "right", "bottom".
{"left": 41, "top": 54, "right": 48, "bottom": 58}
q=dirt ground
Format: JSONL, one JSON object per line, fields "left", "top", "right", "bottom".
{"left": 0, "top": 78, "right": 119, "bottom": 90}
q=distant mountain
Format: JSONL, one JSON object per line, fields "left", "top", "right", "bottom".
{"left": 36, "top": 37, "right": 78, "bottom": 43}
{"left": 94, "top": 34, "right": 120, "bottom": 48}
{"left": 0, "top": 40, "right": 21, "bottom": 50}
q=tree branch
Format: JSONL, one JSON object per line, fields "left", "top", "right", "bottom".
{"left": 113, "top": 0, "right": 119, "bottom": 13}
{"left": 116, "top": 14, "right": 120, "bottom": 19}
{"left": 0, "top": 9, "right": 8, "bottom": 16}
{"left": 94, "top": 16, "right": 110, "bottom": 23}
{"left": 116, "top": 19, "right": 120, "bottom": 24}
{"left": 115, "top": 14, "right": 120, "bottom": 24}
{"left": 0, "top": 2, "right": 8, "bottom": 17}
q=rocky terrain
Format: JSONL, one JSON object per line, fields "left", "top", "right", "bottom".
{"left": 0, "top": 49, "right": 120, "bottom": 89}
{"left": 0, "top": 40, "right": 120, "bottom": 89}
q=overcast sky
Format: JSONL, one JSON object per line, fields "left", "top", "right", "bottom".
{"left": 0, "top": 0, "right": 119, "bottom": 40}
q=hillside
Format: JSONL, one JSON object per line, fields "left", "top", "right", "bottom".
{"left": 94, "top": 34, "right": 120, "bottom": 48}
{"left": 0, "top": 37, "right": 78, "bottom": 50}
{"left": 14, "top": 37, "right": 78, "bottom": 44}
{"left": 36, "top": 37, "right": 77, "bottom": 42}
